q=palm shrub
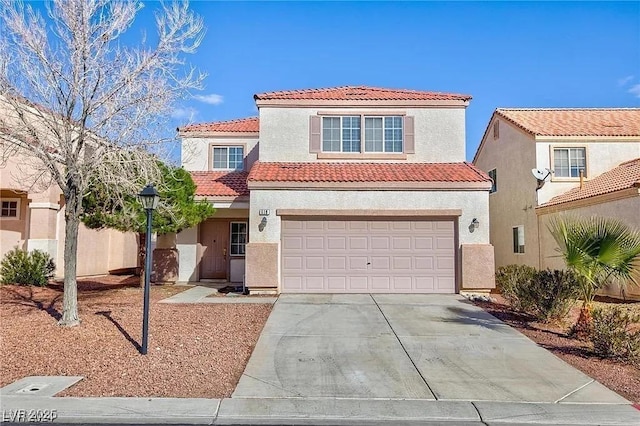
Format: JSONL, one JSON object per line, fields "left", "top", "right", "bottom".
{"left": 0, "top": 248, "right": 56, "bottom": 286}
{"left": 548, "top": 215, "right": 640, "bottom": 336}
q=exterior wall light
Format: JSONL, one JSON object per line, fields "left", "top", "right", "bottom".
{"left": 471, "top": 218, "right": 480, "bottom": 229}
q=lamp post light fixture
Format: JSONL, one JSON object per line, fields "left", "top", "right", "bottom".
{"left": 138, "top": 183, "right": 160, "bottom": 355}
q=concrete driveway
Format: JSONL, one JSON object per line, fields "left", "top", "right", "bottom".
{"left": 233, "top": 294, "right": 627, "bottom": 403}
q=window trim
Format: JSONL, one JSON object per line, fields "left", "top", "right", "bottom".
{"left": 550, "top": 145, "right": 588, "bottom": 181}
{"left": 488, "top": 168, "right": 497, "bottom": 194}
{"left": 209, "top": 143, "right": 246, "bottom": 171}
{"left": 318, "top": 113, "right": 406, "bottom": 155}
{"left": 512, "top": 225, "right": 525, "bottom": 254}
{"left": 229, "top": 221, "right": 247, "bottom": 257}
{"left": 0, "top": 198, "right": 20, "bottom": 220}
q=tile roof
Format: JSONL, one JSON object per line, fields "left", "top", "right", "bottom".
{"left": 247, "top": 162, "right": 490, "bottom": 183}
{"left": 254, "top": 86, "right": 471, "bottom": 102}
{"left": 180, "top": 117, "right": 259, "bottom": 133}
{"left": 496, "top": 108, "right": 640, "bottom": 137}
{"left": 540, "top": 158, "right": 640, "bottom": 208}
{"left": 190, "top": 171, "right": 249, "bottom": 197}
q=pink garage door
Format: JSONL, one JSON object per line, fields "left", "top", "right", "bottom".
{"left": 281, "top": 219, "right": 456, "bottom": 293}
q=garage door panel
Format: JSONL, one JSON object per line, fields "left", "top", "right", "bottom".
{"left": 306, "top": 257, "right": 324, "bottom": 269}
{"left": 327, "top": 256, "right": 346, "bottom": 270}
{"left": 392, "top": 236, "right": 412, "bottom": 250}
{"left": 327, "top": 236, "right": 346, "bottom": 250}
{"left": 281, "top": 219, "right": 456, "bottom": 293}
{"left": 349, "top": 236, "right": 368, "bottom": 250}
{"left": 306, "top": 236, "right": 324, "bottom": 250}
{"left": 371, "top": 236, "right": 390, "bottom": 250}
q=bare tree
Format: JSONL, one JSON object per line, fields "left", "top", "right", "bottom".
{"left": 0, "top": 0, "right": 204, "bottom": 326}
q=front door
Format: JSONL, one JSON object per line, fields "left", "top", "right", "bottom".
{"left": 200, "top": 220, "right": 229, "bottom": 279}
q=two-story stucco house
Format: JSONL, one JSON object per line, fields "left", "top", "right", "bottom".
{"left": 473, "top": 108, "right": 640, "bottom": 297}
{"left": 178, "top": 86, "right": 495, "bottom": 294}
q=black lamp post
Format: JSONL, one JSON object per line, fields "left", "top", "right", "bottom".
{"left": 138, "top": 183, "right": 159, "bottom": 355}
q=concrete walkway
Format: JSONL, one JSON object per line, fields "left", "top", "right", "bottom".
{"left": 159, "top": 285, "right": 277, "bottom": 304}
{"left": 234, "top": 294, "right": 628, "bottom": 403}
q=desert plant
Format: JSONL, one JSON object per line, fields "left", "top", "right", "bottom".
{"left": 495, "top": 264, "right": 538, "bottom": 311}
{"left": 591, "top": 306, "right": 640, "bottom": 364}
{"left": 524, "top": 269, "right": 579, "bottom": 322}
{"left": 0, "top": 248, "right": 55, "bottom": 286}
{"left": 549, "top": 215, "right": 640, "bottom": 336}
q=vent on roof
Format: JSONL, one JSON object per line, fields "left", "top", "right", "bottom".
{"left": 345, "top": 91, "right": 368, "bottom": 96}
{"left": 601, "top": 123, "right": 623, "bottom": 127}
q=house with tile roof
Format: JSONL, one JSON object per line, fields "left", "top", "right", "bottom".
{"left": 473, "top": 109, "right": 640, "bottom": 298}
{"left": 177, "top": 86, "right": 495, "bottom": 294}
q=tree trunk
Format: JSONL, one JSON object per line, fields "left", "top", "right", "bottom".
{"left": 59, "top": 183, "right": 82, "bottom": 327}
{"left": 573, "top": 302, "right": 593, "bottom": 339}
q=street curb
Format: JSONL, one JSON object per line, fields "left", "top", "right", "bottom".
{"left": 2, "top": 396, "right": 640, "bottom": 425}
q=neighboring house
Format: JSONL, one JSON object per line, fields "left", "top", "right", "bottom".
{"left": 473, "top": 108, "right": 640, "bottom": 297}
{"left": 178, "top": 86, "right": 495, "bottom": 294}
{"left": 0, "top": 96, "right": 138, "bottom": 278}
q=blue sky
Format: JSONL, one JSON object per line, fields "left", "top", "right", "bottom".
{"left": 29, "top": 1, "right": 640, "bottom": 161}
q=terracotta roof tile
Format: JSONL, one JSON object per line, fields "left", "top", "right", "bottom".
{"left": 254, "top": 86, "right": 471, "bottom": 102}
{"left": 190, "top": 171, "right": 249, "bottom": 197}
{"left": 540, "top": 158, "right": 640, "bottom": 208}
{"left": 496, "top": 109, "right": 640, "bottom": 137}
{"left": 247, "top": 162, "right": 490, "bottom": 183}
{"left": 180, "top": 117, "right": 259, "bottom": 133}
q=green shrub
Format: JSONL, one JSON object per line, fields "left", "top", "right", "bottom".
{"left": 496, "top": 264, "right": 537, "bottom": 310}
{"left": 0, "top": 248, "right": 55, "bottom": 286}
{"left": 496, "top": 265, "right": 578, "bottom": 322}
{"left": 524, "top": 269, "right": 579, "bottom": 322}
{"left": 591, "top": 307, "right": 640, "bottom": 364}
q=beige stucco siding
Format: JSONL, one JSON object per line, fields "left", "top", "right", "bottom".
{"left": 474, "top": 119, "right": 540, "bottom": 268}
{"left": 249, "top": 189, "right": 490, "bottom": 245}
{"left": 535, "top": 140, "right": 640, "bottom": 204}
{"left": 258, "top": 107, "right": 466, "bottom": 162}
{"left": 181, "top": 136, "right": 259, "bottom": 172}
{"left": 538, "top": 196, "right": 640, "bottom": 299}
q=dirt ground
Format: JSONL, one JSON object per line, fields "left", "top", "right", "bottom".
{"left": 474, "top": 295, "right": 640, "bottom": 404}
{"left": 0, "top": 276, "right": 272, "bottom": 398}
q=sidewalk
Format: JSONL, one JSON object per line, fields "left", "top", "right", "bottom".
{"left": 2, "top": 395, "right": 639, "bottom": 425}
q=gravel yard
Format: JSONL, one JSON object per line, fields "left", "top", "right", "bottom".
{"left": 0, "top": 276, "right": 272, "bottom": 398}
{"left": 474, "top": 295, "right": 640, "bottom": 404}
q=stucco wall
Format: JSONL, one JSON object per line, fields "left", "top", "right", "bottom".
{"left": 535, "top": 140, "right": 640, "bottom": 204}
{"left": 54, "top": 206, "right": 138, "bottom": 278}
{"left": 474, "top": 118, "right": 540, "bottom": 269}
{"left": 181, "top": 136, "right": 259, "bottom": 172}
{"left": 538, "top": 195, "right": 640, "bottom": 299}
{"left": 258, "top": 106, "right": 467, "bottom": 162}
{"left": 249, "top": 189, "right": 490, "bottom": 245}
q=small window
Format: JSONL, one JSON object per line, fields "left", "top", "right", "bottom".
{"left": 1, "top": 199, "right": 19, "bottom": 218}
{"left": 322, "top": 116, "right": 361, "bottom": 152}
{"left": 488, "top": 169, "right": 497, "bottom": 194}
{"left": 493, "top": 121, "right": 499, "bottom": 139}
{"left": 512, "top": 226, "right": 525, "bottom": 254}
{"left": 553, "top": 147, "right": 586, "bottom": 178}
{"left": 230, "top": 222, "right": 247, "bottom": 256}
{"left": 212, "top": 146, "right": 244, "bottom": 170}
{"left": 365, "top": 116, "right": 403, "bottom": 153}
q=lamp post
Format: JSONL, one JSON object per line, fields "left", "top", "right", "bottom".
{"left": 138, "top": 183, "right": 160, "bottom": 355}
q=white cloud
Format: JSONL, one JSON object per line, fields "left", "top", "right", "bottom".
{"left": 628, "top": 84, "right": 640, "bottom": 98}
{"left": 618, "top": 75, "right": 634, "bottom": 87}
{"left": 193, "top": 93, "right": 224, "bottom": 105}
{"left": 170, "top": 107, "right": 198, "bottom": 121}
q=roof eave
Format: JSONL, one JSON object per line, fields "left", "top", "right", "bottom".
{"left": 254, "top": 99, "right": 470, "bottom": 108}
{"left": 247, "top": 181, "right": 491, "bottom": 190}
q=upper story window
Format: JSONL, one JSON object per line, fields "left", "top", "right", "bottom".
{"left": 488, "top": 169, "right": 497, "bottom": 193}
{"left": 1, "top": 199, "right": 19, "bottom": 218}
{"left": 318, "top": 115, "right": 408, "bottom": 154}
{"left": 553, "top": 147, "right": 586, "bottom": 178}
{"left": 493, "top": 121, "right": 500, "bottom": 139}
{"left": 212, "top": 146, "right": 244, "bottom": 170}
